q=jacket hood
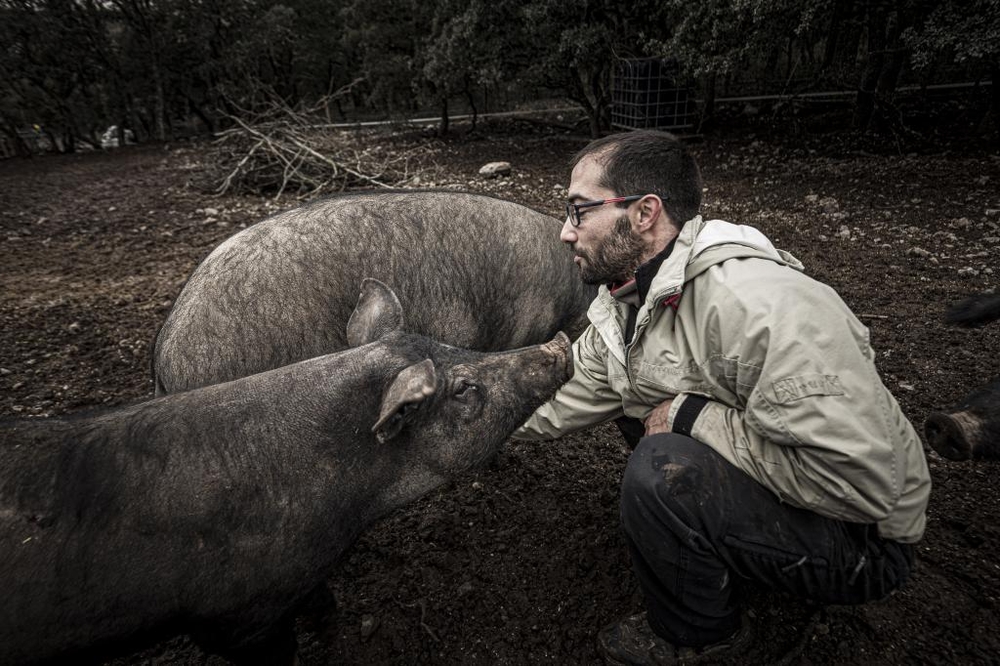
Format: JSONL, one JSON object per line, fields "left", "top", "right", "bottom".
{"left": 651, "top": 216, "right": 804, "bottom": 300}
{"left": 592, "top": 216, "right": 804, "bottom": 323}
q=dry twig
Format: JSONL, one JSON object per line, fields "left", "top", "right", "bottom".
{"left": 203, "top": 83, "right": 438, "bottom": 198}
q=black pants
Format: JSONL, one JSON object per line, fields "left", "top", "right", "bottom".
{"left": 621, "top": 434, "right": 914, "bottom": 647}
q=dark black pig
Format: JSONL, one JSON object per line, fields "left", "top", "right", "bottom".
{"left": 924, "top": 291, "right": 1000, "bottom": 460}
{"left": 153, "top": 190, "right": 594, "bottom": 394}
{"left": 0, "top": 279, "right": 573, "bottom": 665}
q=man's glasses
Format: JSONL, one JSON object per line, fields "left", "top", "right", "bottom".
{"left": 565, "top": 194, "right": 664, "bottom": 227}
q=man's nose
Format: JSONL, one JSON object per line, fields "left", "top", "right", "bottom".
{"left": 560, "top": 216, "right": 578, "bottom": 244}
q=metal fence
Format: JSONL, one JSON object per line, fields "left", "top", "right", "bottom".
{"left": 611, "top": 58, "right": 697, "bottom": 131}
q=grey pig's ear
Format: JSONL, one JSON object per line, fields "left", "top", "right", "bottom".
{"left": 373, "top": 359, "right": 436, "bottom": 443}
{"left": 347, "top": 278, "right": 405, "bottom": 347}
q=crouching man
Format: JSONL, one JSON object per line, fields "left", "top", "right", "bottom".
{"left": 514, "top": 130, "right": 931, "bottom": 664}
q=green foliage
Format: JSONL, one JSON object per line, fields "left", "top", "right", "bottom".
{"left": 0, "top": 0, "right": 996, "bottom": 149}
{"left": 645, "top": 0, "right": 832, "bottom": 79}
{"left": 905, "top": 0, "right": 1000, "bottom": 68}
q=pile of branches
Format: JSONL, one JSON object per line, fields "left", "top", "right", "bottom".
{"left": 202, "top": 87, "right": 442, "bottom": 198}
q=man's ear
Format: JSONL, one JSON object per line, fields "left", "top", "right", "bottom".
{"left": 636, "top": 194, "right": 664, "bottom": 231}
{"left": 347, "top": 278, "right": 405, "bottom": 347}
{"left": 372, "top": 359, "right": 436, "bottom": 443}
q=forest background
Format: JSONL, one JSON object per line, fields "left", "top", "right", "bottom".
{"left": 1, "top": 0, "right": 998, "bottom": 155}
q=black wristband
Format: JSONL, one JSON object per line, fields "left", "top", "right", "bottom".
{"left": 672, "top": 395, "right": 709, "bottom": 437}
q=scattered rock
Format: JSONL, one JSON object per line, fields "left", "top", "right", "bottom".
{"left": 906, "top": 247, "right": 931, "bottom": 258}
{"left": 67, "top": 322, "right": 81, "bottom": 334}
{"left": 950, "top": 217, "right": 971, "bottom": 230}
{"left": 478, "top": 161, "right": 512, "bottom": 178}
{"left": 958, "top": 267, "right": 980, "bottom": 277}
{"left": 819, "top": 197, "right": 840, "bottom": 214}
{"left": 360, "top": 614, "right": 379, "bottom": 639}
{"left": 0, "top": 368, "right": 10, "bottom": 376}
{"left": 836, "top": 226, "right": 851, "bottom": 239}
{"left": 804, "top": 194, "right": 819, "bottom": 204}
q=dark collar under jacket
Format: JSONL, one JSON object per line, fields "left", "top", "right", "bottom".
{"left": 610, "top": 238, "right": 678, "bottom": 306}
{"left": 609, "top": 237, "right": 677, "bottom": 343}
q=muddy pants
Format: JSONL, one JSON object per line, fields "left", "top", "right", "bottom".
{"left": 622, "top": 433, "right": 914, "bottom": 647}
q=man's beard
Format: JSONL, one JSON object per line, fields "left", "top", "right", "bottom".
{"left": 577, "top": 215, "right": 646, "bottom": 285}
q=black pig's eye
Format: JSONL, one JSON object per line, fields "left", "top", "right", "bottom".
{"left": 455, "top": 380, "right": 479, "bottom": 398}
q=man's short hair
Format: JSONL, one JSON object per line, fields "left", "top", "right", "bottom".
{"left": 571, "top": 130, "right": 702, "bottom": 228}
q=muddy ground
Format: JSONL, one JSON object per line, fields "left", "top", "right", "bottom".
{"left": 2, "top": 117, "right": 999, "bottom": 665}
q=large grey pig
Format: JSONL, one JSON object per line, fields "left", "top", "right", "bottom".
{"left": 924, "top": 291, "right": 1000, "bottom": 460}
{"left": 153, "top": 190, "right": 594, "bottom": 394}
{"left": 0, "top": 279, "right": 572, "bottom": 665}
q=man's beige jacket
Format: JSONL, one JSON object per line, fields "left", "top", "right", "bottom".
{"left": 516, "top": 216, "right": 931, "bottom": 543}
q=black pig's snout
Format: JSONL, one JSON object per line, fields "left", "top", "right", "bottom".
{"left": 543, "top": 332, "right": 574, "bottom": 381}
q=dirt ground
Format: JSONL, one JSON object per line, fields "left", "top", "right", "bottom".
{"left": 2, "top": 118, "right": 999, "bottom": 665}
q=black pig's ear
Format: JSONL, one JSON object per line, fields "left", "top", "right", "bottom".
{"left": 373, "top": 359, "right": 436, "bottom": 443}
{"left": 347, "top": 278, "right": 405, "bottom": 347}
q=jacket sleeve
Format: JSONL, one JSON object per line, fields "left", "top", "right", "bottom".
{"left": 670, "top": 267, "right": 912, "bottom": 524}
{"left": 513, "top": 324, "right": 624, "bottom": 440}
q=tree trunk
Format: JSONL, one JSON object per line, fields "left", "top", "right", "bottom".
{"left": 569, "top": 76, "right": 601, "bottom": 138}
{"left": 992, "top": 60, "right": 1000, "bottom": 132}
{"left": 188, "top": 102, "right": 216, "bottom": 135}
{"left": 438, "top": 96, "right": 449, "bottom": 137}
{"left": 981, "top": 59, "right": 1000, "bottom": 135}
{"left": 585, "top": 99, "right": 600, "bottom": 138}
{"left": 579, "top": 67, "right": 610, "bottom": 137}
{"left": 876, "top": 8, "right": 909, "bottom": 94}
{"left": 822, "top": 0, "right": 852, "bottom": 72}
{"left": 464, "top": 83, "right": 478, "bottom": 132}
{"left": 0, "top": 122, "right": 31, "bottom": 158}
{"left": 153, "top": 62, "right": 167, "bottom": 142}
{"left": 699, "top": 73, "right": 717, "bottom": 131}
{"left": 853, "top": 0, "right": 887, "bottom": 130}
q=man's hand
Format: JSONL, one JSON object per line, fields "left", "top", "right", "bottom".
{"left": 644, "top": 397, "right": 675, "bottom": 436}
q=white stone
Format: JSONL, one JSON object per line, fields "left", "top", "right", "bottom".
{"left": 478, "top": 161, "right": 512, "bottom": 178}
